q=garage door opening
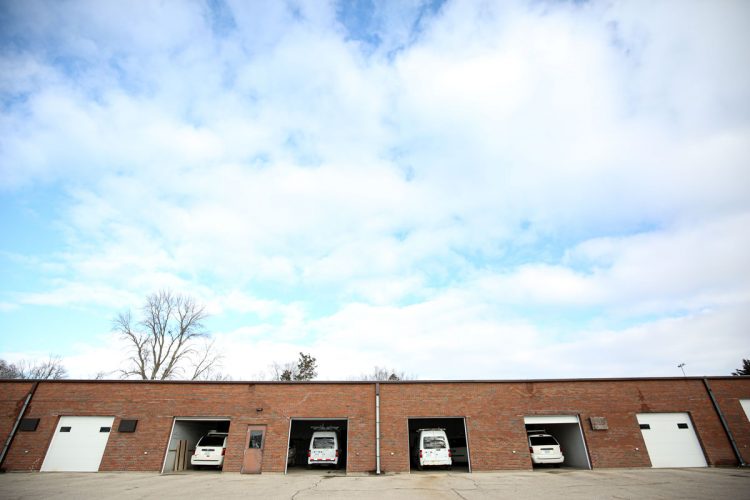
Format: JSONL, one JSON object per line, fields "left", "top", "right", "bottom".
{"left": 285, "top": 418, "right": 348, "bottom": 474}
{"left": 524, "top": 415, "right": 591, "bottom": 470}
{"left": 408, "top": 417, "right": 471, "bottom": 473}
{"left": 637, "top": 413, "right": 707, "bottom": 468}
{"left": 162, "top": 418, "right": 231, "bottom": 473}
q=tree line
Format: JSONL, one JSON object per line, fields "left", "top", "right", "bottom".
{"left": 0, "top": 356, "right": 68, "bottom": 380}
{"left": 0, "top": 290, "right": 414, "bottom": 381}
{"left": 5, "top": 290, "right": 747, "bottom": 381}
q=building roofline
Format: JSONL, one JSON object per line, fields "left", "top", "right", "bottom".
{"left": 1, "top": 375, "right": 747, "bottom": 385}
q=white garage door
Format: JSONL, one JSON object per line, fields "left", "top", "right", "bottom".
{"left": 636, "top": 413, "right": 707, "bottom": 468}
{"left": 524, "top": 415, "right": 580, "bottom": 425}
{"left": 41, "top": 416, "right": 115, "bottom": 472}
{"left": 740, "top": 400, "right": 750, "bottom": 421}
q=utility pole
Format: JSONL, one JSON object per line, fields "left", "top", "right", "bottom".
{"left": 678, "top": 363, "right": 687, "bottom": 377}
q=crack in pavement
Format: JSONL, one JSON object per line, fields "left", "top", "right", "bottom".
{"left": 291, "top": 477, "right": 326, "bottom": 500}
{"left": 452, "top": 488, "right": 470, "bottom": 499}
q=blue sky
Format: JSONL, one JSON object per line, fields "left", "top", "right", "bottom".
{"left": 1, "top": 0, "right": 748, "bottom": 380}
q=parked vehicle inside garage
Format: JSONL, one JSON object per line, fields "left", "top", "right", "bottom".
{"left": 286, "top": 419, "right": 348, "bottom": 473}
{"left": 413, "top": 428, "right": 452, "bottom": 470}
{"left": 408, "top": 417, "right": 470, "bottom": 473}
{"left": 191, "top": 431, "right": 228, "bottom": 469}
{"left": 308, "top": 426, "right": 340, "bottom": 468}
{"left": 528, "top": 430, "right": 564, "bottom": 466}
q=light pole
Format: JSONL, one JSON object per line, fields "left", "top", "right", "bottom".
{"left": 678, "top": 363, "right": 686, "bottom": 377}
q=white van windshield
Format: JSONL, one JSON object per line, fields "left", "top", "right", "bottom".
{"left": 198, "top": 435, "right": 225, "bottom": 447}
{"left": 424, "top": 436, "right": 446, "bottom": 449}
{"left": 313, "top": 437, "right": 335, "bottom": 449}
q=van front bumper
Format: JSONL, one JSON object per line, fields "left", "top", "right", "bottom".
{"left": 308, "top": 459, "right": 339, "bottom": 465}
{"left": 531, "top": 455, "right": 564, "bottom": 464}
{"left": 419, "top": 459, "right": 452, "bottom": 467}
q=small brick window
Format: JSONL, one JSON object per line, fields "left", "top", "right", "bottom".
{"left": 118, "top": 419, "right": 138, "bottom": 433}
{"left": 18, "top": 418, "right": 40, "bottom": 431}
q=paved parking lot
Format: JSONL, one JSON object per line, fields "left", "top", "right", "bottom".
{"left": 1, "top": 468, "right": 749, "bottom": 499}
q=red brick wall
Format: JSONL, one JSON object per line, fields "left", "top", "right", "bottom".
{"left": 380, "top": 379, "right": 742, "bottom": 471}
{"left": 0, "top": 382, "right": 35, "bottom": 468}
{"left": 1, "top": 381, "right": 375, "bottom": 473}
{"left": 706, "top": 377, "right": 750, "bottom": 465}
{"left": 1, "top": 378, "right": 748, "bottom": 472}
{"left": 253, "top": 383, "right": 375, "bottom": 472}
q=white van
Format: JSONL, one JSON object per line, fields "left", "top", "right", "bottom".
{"left": 308, "top": 430, "right": 340, "bottom": 467}
{"left": 413, "top": 428, "right": 452, "bottom": 470}
{"left": 191, "top": 431, "right": 228, "bottom": 469}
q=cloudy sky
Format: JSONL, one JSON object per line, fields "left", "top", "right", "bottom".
{"left": 1, "top": 0, "right": 748, "bottom": 380}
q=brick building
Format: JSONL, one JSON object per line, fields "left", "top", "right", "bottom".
{"left": 1, "top": 377, "right": 748, "bottom": 473}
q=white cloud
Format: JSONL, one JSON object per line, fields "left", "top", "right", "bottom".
{"left": 468, "top": 212, "right": 750, "bottom": 318}
{"left": 152, "top": 289, "right": 750, "bottom": 381}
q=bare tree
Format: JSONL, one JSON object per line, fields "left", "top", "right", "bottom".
{"left": 0, "top": 356, "right": 68, "bottom": 379}
{"left": 114, "top": 290, "right": 224, "bottom": 380}
{"left": 270, "top": 360, "right": 295, "bottom": 381}
{"left": 0, "top": 359, "right": 20, "bottom": 379}
{"left": 270, "top": 352, "right": 317, "bottom": 381}
{"left": 356, "top": 366, "right": 415, "bottom": 381}
{"left": 93, "top": 370, "right": 116, "bottom": 380}
{"left": 191, "top": 339, "right": 231, "bottom": 381}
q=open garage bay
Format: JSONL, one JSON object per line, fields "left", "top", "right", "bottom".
{"left": 524, "top": 415, "right": 591, "bottom": 469}
{"left": 162, "top": 418, "right": 231, "bottom": 473}
{"left": 407, "top": 417, "right": 470, "bottom": 473}
{"left": 286, "top": 419, "right": 348, "bottom": 474}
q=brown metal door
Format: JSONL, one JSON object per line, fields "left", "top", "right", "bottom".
{"left": 241, "top": 425, "right": 266, "bottom": 474}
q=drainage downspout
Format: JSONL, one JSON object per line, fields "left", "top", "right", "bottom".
{"left": 375, "top": 382, "right": 381, "bottom": 475}
{"left": 702, "top": 377, "right": 746, "bottom": 467}
{"left": 0, "top": 381, "right": 39, "bottom": 471}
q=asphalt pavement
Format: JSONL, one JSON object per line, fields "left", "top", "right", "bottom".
{"left": 1, "top": 467, "right": 749, "bottom": 499}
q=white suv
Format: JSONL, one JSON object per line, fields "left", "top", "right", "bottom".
{"left": 528, "top": 432, "right": 564, "bottom": 466}
{"left": 191, "top": 431, "right": 228, "bottom": 469}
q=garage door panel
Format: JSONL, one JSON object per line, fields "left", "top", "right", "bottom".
{"left": 637, "top": 413, "right": 707, "bottom": 468}
{"left": 524, "top": 415, "right": 579, "bottom": 425}
{"left": 740, "top": 399, "right": 750, "bottom": 421}
{"left": 41, "top": 416, "right": 114, "bottom": 472}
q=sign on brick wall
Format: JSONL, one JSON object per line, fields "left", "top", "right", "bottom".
{"left": 590, "top": 416, "right": 608, "bottom": 430}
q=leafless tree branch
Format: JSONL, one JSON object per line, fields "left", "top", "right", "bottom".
{"left": 114, "top": 290, "right": 223, "bottom": 380}
{"left": 353, "top": 366, "right": 416, "bottom": 381}
{"left": 190, "top": 338, "right": 226, "bottom": 381}
{"left": 1, "top": 356, "right": 68, "bottom": 380}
